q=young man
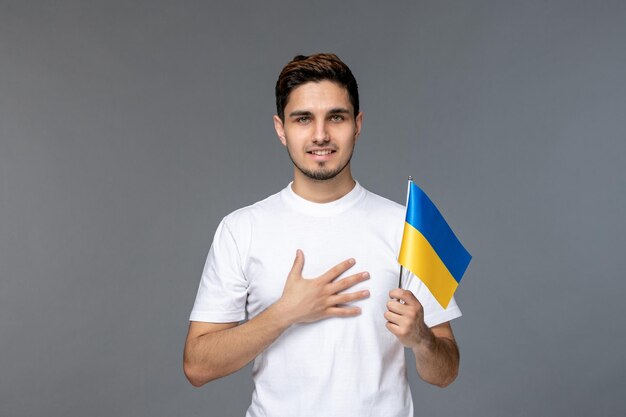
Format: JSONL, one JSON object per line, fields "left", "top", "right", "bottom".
{"left": 184, "top": 53, "right": 461, "bottom": 417}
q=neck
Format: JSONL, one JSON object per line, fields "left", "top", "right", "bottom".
{"left": 291, "top": 167, "right": 356, "bottom": 203}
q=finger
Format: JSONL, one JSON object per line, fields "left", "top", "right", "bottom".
{"left": 386, "top": 299, "right": 410, "bottom": 315}
{"left": 384, "top": 313, "right": 414, "bottom": 338}
{"left": 387, "top": 300, "right": 423, "bottom": 327}
{"left": 320, "top": 258, "right": 356, "bottom": 283}
{"left": 388, "top": 288, "right": 419, "bottom": 305}
{"left": 385, "top": 321, "right": 404, "bottom": 337}
{"left": 329, "top": 272, "right": 370, "bottom": 293}
{"left": 328, "top": 289, "right": 370, "bottom": 306}
{"left": 385, "top": 321, "right": 398, "bottom": 332}
{"left": 288, "top": 249, "right": 305, "bottom": 279}
{"left": 384, "top": 310, "right": 404, "bottom": 326}
{"left": 325, "top": 306, "right": 361, "bottom": 317}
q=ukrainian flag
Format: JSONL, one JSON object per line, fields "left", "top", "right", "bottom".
{"left": 398, "top": 178, "right": 471, "bottom": 308}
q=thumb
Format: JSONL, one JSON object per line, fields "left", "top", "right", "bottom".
{"left": 288, "top": 249, "right": 305, "bottom": 279}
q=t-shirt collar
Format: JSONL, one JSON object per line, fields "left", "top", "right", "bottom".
{"left": 281, "top": 181, "right": 366, "bottom": 217}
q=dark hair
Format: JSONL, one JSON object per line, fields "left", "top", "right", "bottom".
{"left": 275, "top": 53, "right": 359, "bottom": 121}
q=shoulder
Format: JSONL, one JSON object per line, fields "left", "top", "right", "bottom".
{"left": 360, "top": 186, "right": 405, "bottom": 218}
{"left": 210, "top": 189, "right": 284, "bottom": 259}
{"left": 353, "top": 186, "right": 406, "bottom": 240}
{"left": 221, "top": 188, "right": 284, "bottom": 232}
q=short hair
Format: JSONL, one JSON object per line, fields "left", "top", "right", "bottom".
{"left": 275, "top": 53, "right": 359, "bottom": 121}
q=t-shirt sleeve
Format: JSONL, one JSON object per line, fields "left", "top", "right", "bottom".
{"left": 189, "top": 219, "right": 248, "bottom": 323}
{"left": 402, "top": 269, "right": 462, "bottom": 328}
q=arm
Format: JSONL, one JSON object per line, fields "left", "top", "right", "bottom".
{"left": 183, "top": 249, "right": 370, "bottom": 387}
{"left": 385, "top": 289, "right": 460, "bottom": 388}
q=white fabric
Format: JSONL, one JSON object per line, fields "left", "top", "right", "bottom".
{"left": 190, "top": 182, "right": 462, "bottom": 417}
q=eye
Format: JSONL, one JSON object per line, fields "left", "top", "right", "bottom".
{"left": 330, "top": 114, "right": 345, "bottom": 122}
{"left": 296, "top": 116, "right": 311, "bottom": 124}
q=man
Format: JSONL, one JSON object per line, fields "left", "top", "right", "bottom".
{"left": 184, "top": 53, "right": 461, "bottom": 417}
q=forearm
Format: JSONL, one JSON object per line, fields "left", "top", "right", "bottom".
{"left": 412, "top": 331, "right": 460, "bottom": 388}
{"left": 184, "top": 303, "right": 292, "bottom": 386}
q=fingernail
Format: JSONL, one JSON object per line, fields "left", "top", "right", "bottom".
{"left": 362, "top": 272, "right": 370, "bottom": 278}
{"left": 348, "top": 258, "right": 355, "bottom": 265}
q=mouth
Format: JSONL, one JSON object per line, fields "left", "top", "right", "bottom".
{"left": 307, "top": 149, "right": 336, "bottom": 156}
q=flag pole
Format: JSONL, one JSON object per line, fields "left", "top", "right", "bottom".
{"left": 398, "top": 176, "right": 413, "bottom": 289}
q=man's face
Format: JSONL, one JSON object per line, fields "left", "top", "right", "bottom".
{"left": 273, "top": 80, "right": 362, "bottom": 182}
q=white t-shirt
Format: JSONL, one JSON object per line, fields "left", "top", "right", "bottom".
{"left": 190, "top": 182, "right": 462, "bottom": 417}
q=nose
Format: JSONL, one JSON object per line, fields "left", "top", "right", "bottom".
{"left": 312, "top": 120, "right": 329, "bottom": 143}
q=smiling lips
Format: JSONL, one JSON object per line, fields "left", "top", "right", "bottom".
{"left": 307, "top": 148, "right": 336, "bottom": 156}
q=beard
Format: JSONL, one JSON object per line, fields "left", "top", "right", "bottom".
{"left": 286, "top": 146, "right": 354, "bottom": 181}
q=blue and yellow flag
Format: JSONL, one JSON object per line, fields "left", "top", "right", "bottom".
{"left": 398, "top": 178, "right": 471, "bottom": 308}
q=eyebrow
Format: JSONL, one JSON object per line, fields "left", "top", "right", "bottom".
{"left": 287, "top": 108, "right": 352, "bottom": 118}
{"left": 288, "top": 110, "right": 313, "bottom": 118}
{"left": 328, "top": 108, "right": 351, "bottom": 115}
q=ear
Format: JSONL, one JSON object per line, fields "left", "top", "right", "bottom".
{"left": 354, "top": 112, "right": 363, "bottom": 143}
{"left": 273, "top": 115, "right": 287, "bottom": 146}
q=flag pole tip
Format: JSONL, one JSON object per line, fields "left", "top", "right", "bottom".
{"left": 408, "top": 175, "right": 413, "bottom": 181}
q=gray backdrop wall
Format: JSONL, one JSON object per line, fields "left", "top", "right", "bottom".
{"left": 1, "top": 1, "right": 625, "bottom": 416}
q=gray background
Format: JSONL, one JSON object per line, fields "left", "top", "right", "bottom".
{"left": 1, "top": 1, "right": 625, "bottom": 416}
